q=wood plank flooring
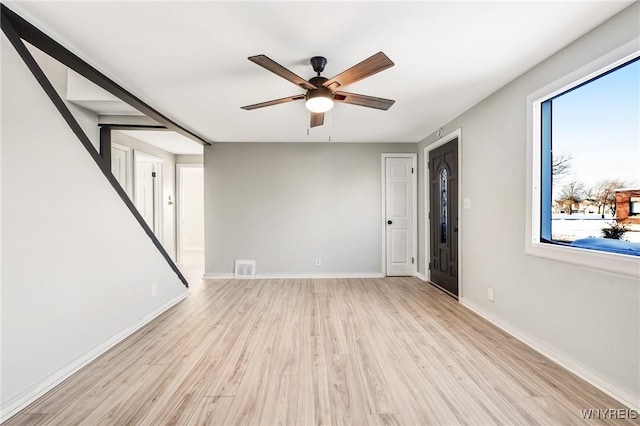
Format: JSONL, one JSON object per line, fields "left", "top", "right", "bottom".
{"left": 4, "top": 265, "right": 635, "bottom": 425}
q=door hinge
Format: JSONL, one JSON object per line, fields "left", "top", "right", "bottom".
{"left": 428, "top": 262, "right": 432, "bottom": 269}
{"left": 412, "top": 257, "right": 415, "bottom": 265}
{"left": 151, "top": 172, "right": 156, "bottom": 178}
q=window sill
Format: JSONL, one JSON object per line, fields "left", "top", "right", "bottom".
{"left": 526, "top": 239, "right": 640, "bottom": 278}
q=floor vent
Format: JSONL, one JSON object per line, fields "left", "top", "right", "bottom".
{"left": 234, "top": 260, "right": 256, "bottom": 279}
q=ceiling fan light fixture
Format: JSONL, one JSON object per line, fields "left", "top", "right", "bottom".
{"left": 305, "top": 87, "right": 334, "bottom": 113}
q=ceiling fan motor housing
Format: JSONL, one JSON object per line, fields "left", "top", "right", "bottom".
{"left": 306, "top": 85, "right": 333, "bottom": 101}
{"left": 309, "top": 76, "right": 328, "bottom": 88}
{"left": 307, "top": 76, "right": 333, "bottom": 100}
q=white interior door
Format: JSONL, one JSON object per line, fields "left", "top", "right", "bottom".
{"left": 384, "top": 155, "right": 416, "bottom": 276}
{"left": 135, "top": 161, "right": 155, "bottom": 231}
{"left": 132, "top": 150, "right": 166, "bottom": 249}
{"left": 111, "top": 147, "right": 127, "bottom": 190}
{"left": 111, "top": 143, "right": 133, "bottom": 197}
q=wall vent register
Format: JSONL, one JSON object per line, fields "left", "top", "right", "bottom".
{"left": 234, "top": 260, "right": 256, "bottom": 279}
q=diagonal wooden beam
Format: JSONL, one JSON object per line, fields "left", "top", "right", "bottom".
{"left": 1, "top": 5, "right": 189, "bottom": 288}
{"left": 1, "top": 4, "right": 210, "bottom": 148}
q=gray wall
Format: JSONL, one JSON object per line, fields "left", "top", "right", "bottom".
{"left": 204, "top": 142, "right": 416, "bottom": 276}
{"left": 417, "top": 3, "right": 639, "bottom": 407}
{"left": 176, "top": 154, "right": 204, "bottom": 164}
{"left": 1, "top": 35, "right": 187, "bottom": 419}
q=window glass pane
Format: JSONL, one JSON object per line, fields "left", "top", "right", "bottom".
{"left": 545, "top": 58, "right": 639, "bottom": 249}
{"left": 440, "top": 168, "right": 447, "bottom": 243}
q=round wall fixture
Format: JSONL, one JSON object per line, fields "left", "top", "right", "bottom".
{"left": 435, "top": 128, "right": 443, "bottom": 138}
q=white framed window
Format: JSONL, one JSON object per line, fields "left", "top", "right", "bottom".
{"left": 526, "top": 41, "right": 640, "bottom": 277}
{"left": 631, "top": 197, "right": 640, "bottom": 216}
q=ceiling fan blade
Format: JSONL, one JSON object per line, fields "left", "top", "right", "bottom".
{"left": 241, "top": 94, "right": 305, "bottom": 110}
{"left": 323, "top": 52, "right": 394, "bottom": 91}
{"left": 249, "top": 55, "right": 317, "bottom": 91}
{"left": 333, "top": 91, "right": 395, "bottom": 110}
{"left": 310, "top": 112, "right": 324, "bottom": 128}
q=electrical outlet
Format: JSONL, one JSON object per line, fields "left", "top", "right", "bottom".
{"left": 488, "top": 286, "right": 494, "bottom": 302}
{"left": 151, "top": 284, "right": 158, "bottom": 297}
{"left": 315, "top": 258, "right": 322, "bottom": 267}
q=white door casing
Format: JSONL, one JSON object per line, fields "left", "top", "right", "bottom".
{"left": 382, "top": 154, "right": 417, "bottom": 276}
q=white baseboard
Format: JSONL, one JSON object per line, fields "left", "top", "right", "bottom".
{"left": 415, "top": 271, "right": 426, "bottom": 281}
{"left": 203, "top": 272, "right": 233, "bottom": 279}
{"left": 203, "top": 272, "right": 384, "bottom": 279}
{"left": 0, "top": 291, "right": 189, "bottom": 422}
{"left": 461, "top": 299, "right": 640, "bottom": 411}
{"left": 256, "top": 273, "right": 384, "bottom": 279}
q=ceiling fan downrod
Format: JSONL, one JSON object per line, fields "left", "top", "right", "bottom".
{"left": 310, "top": 56, "right": 327, "bottom": 76}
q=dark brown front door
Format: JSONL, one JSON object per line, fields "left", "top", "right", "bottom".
{"left": 429, "top": 138, "right": 459, "bottom": 297}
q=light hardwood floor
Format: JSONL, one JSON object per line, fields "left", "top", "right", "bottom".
{"left": 5, "top": 260, "right": 635, "bottom": 425}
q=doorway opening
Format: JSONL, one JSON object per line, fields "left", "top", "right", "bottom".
{"left": 176, "top": 164, "right": 204, "bottom": 269}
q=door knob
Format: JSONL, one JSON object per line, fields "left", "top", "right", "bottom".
{"left": 387, "top": 220, "right": 393, "bottom": 225}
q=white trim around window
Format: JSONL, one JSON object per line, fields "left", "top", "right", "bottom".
{"left": 525, "top": 39, "right": 640, "bottom": 278}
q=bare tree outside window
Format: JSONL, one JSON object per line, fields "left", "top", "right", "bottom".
{"left": 592, "top": 179, "right": 625, "bottom": 217}
{"left": 556, "top": 180, "right": 585, "bottom": 215}
{"left": 552, "top": 152, "right": 573, "bottom": 178}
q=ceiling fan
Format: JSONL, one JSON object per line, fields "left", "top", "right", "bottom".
{"left": 241, "top": 52, "right": 395, "bottom": 128}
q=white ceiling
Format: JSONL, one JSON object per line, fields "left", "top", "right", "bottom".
{"left": 67, "top": 69, "right": 144, "bottom": 116}
{"left": 118, "top": 130, "right": 204, "bottom": 155}
{"left": 8, "top": 1, "right": 634, "bottom": 143}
